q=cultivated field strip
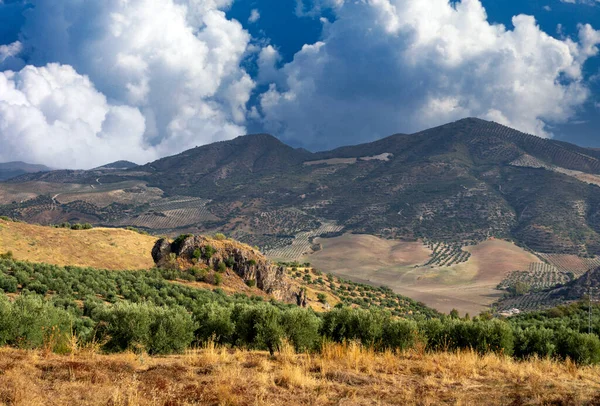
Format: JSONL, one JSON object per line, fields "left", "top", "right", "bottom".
{"left": 537, "top": 253, "right": 600, "bottom": 277}
{"left": 423, "top": 241, "right": 471, "bottom": 267}
{"left": 265, "top": 222, "right": 343, "bottom": 260}
{"left": 122, "top": 208, "right": 214, "bottom": 229}
{"left": 149, "top": 197, "right": 212, "bottom": 211}
{"left": 499, "top": 262, "right": 571, "bottom": 291}
{"left": 496, "top": 291, "right": 564, "bottom": 312}
{"left": 119, "top": 197, "right": 216, "bottom": 229}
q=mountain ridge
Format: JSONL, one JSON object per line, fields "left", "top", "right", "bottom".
{"left": 3, "top": 118, "right": 600, "bottom": 257}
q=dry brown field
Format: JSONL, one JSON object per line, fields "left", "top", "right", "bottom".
{"left": 0, "top": 219, "right": 156, "bottom": 270}
{"left": 0, "top": 343, "right": 599, "bottom": 406}
{"left": 307, "top": 235, "right": 542, "bottom": 315}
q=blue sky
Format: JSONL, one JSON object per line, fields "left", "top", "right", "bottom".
{"left": 227, "top": 0, "right": 600, "bottom": 146}
{"left": 0, "top": 0, "right": 598, "bottom": 168}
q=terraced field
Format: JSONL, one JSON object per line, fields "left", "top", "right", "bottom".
{"left": 537, "top": 253, "right": 600, "bottom": 277}
{"left": 265, "top": 222, "right": 343, "bottom": 260}
{"left": 498, "top": 262, "right": 572, "bottom": 291}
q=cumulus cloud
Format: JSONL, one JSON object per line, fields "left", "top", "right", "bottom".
{"left": 260, "top": 0, "right": 600, "bottom": 149}
{"left": 0, "top": 64, "right": 149, "bottom": 169}
{"left": 0, "top": 0, "right": 254, "bottom": 168}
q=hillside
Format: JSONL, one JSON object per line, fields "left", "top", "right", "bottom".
{"left": 0, "top": 161, "right": 51, "bottom": 181}
{"left": 497, "top": 266, "right": 600, "bottom": 312}
{"left": 0, "top": 218, "right": 156, "bottom": 270}
{"left": 5, "top": 118, "right": 600, "bottom": 312}
{"left": 4, "top": 118, "right": 600, "bottom": 256}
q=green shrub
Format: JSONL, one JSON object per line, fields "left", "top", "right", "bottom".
{"left": 93, "top": 302, "right": 195, "bottom": 354}
{"left": 281, "top": 308, "right": 321, "bottom": 352}
{"left": 0, "top": 275, "right": 18, "bottom": 293}
{"left": 203, "top": 245, "right": 216, "bottom": 260}
{"left": 382, "top": 319, "right": 419, "bottom": 351}
{"left": 213, "top": 273, "right": 223, "bottom": 286}
{"left": 214, "top": 233, "right": 226, "bottom": 241}
{"left": 555, "top": 329, "right": 600, "bottom": 365}
{"left": 193, "top": 303, "right": 234, "bottom": 344}
{"left": 0, "top": 251, "right": 13, "bottom": 260}
{"left": 245, "top": 279, "right": 256, "bottom": 288}
{"left": 217, "top": 261, "right": 227, "bottom": 273}
{"left": 224, "top": 257, "right": 235, "bottom": 268}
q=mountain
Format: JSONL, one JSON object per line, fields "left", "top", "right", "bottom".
{"left": 94, "top": 160, "right": 138, "bottom": 170}
{"left": 0, "top": 161, "right": 51, "bottom": 181}
{"left": 4, "top": 118, "right": 600, "bottom": 257}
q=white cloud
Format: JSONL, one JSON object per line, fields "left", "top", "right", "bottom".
{"left": 0, "top": 64, "right": 150, "bottom": 169}
{"left": 260, "top": 0, "right": 600, "bottom": 149}
{"left": 1, "top": 0, "right": 254, "bottom": 168}
{"left": 560, "top": 0, "right": 600, "bottom": 5}
{"left": 249, "top": 9, "right": 261, "bottom": 23}
{"left": 0, "top": 41, "right": 23, "bottom": 70}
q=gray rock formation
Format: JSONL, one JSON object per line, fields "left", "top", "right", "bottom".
{"left": 152, "top": 235, "right": 306, "bottom": 305}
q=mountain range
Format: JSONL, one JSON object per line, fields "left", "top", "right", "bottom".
{"left": 0, "top": 161, "right": 51, "bottom": 182}
{"left": 3, "top": 117, "right": 600, "bottom": 257}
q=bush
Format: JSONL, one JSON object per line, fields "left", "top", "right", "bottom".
{"left": 0, "top": 275, "right": 18, "bottom": 293}
{"left": 514, "top": 327, "right": 555, "bottom": 359}
{"left": 281, "top": 308, "right": 321, "bottom": 352}
{"left": 224, "top": 257, "right": 235, "bottom": 268}
{"left": 214, "top": 233, "right": 226, "bottom": 241}
{"left": 217, "top": 261, "right": 227, "bottom": 273}
{"left": 317, "top": 293, "right": 327, "bottom": 304}
{"left": 203, "top": 245, "right": 216, "bottom": 260}
{"left": 193, "top": 303, "right": 234, "bottom": 344}
{"left": 232, "top": 304, "right": 283, "bottom": 355}
{"left": 213, "top": 273, "right": 223, "bottom": 286}
{"left": 382, "top": 319, "right": 419, "bottom": 351}
{"left": 0, "top": 295, "right": 74, "bottom": 351}
{"left": 93, "top": 302, "right": 195, "bottom": 354}
{"left": 245, "top": 279, "right": 256, "bottom": 288}
{"left": 555, "top": 329, "right": 600, "bottom": 365}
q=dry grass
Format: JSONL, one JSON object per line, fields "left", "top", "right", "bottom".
{"left": 0, "top": 343, "right": 599, "bottom": 406}
{"left": 0, "top": 219, "right": 156, "bottom": 270}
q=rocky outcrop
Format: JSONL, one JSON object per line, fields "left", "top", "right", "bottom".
{"left": 152, "top": 235, "right": 305, "bottom": 305}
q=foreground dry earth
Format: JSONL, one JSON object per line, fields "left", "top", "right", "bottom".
{"left": 1, "top": 344, "right": 599, "bottom": 406}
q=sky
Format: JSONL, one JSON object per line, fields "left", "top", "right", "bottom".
{"left": 0, "top": 0, "right": 599, "bottom": 169}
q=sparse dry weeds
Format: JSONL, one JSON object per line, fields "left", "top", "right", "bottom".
{"left": 0, "top": 343, "right": 599, "bottom": 406}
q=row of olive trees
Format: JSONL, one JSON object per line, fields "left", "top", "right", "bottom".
{"left": 2, "top": 293, "right": 599, "bottom": 364}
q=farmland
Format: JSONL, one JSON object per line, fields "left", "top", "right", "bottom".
{"left": 307, "top": 235, "right": 540, "bottom": 314}
{"left": 498, "top": 262, "right": 572, "bottom": 292}
{"left": 266, "top": 222, "right": 343, "bottom": 261}
{"left": 537, "top": 253, "right": 600, "bottom": 277}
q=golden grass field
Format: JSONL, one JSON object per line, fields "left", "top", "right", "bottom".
{"left": 0, "top": 343, "right": 599, "bottom": 406}
{"left": 308, "top": 234, "right": 542, "bottom": 315}
{"left": 0, "top": 219, "right": 156, "bottom": 270}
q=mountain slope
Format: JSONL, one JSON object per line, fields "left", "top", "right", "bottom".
{"left": 3, "top": 118, "right": 600, "bottom": 256}
{"left": 0, "top": 161, "right": 51, "bottom": 181}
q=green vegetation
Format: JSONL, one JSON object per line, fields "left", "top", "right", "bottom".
{"left": 54, "top": 222, "right": 93, "bottom": 230}
{"left": 0, "top": 257, "right": 598, "bottom": 364}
